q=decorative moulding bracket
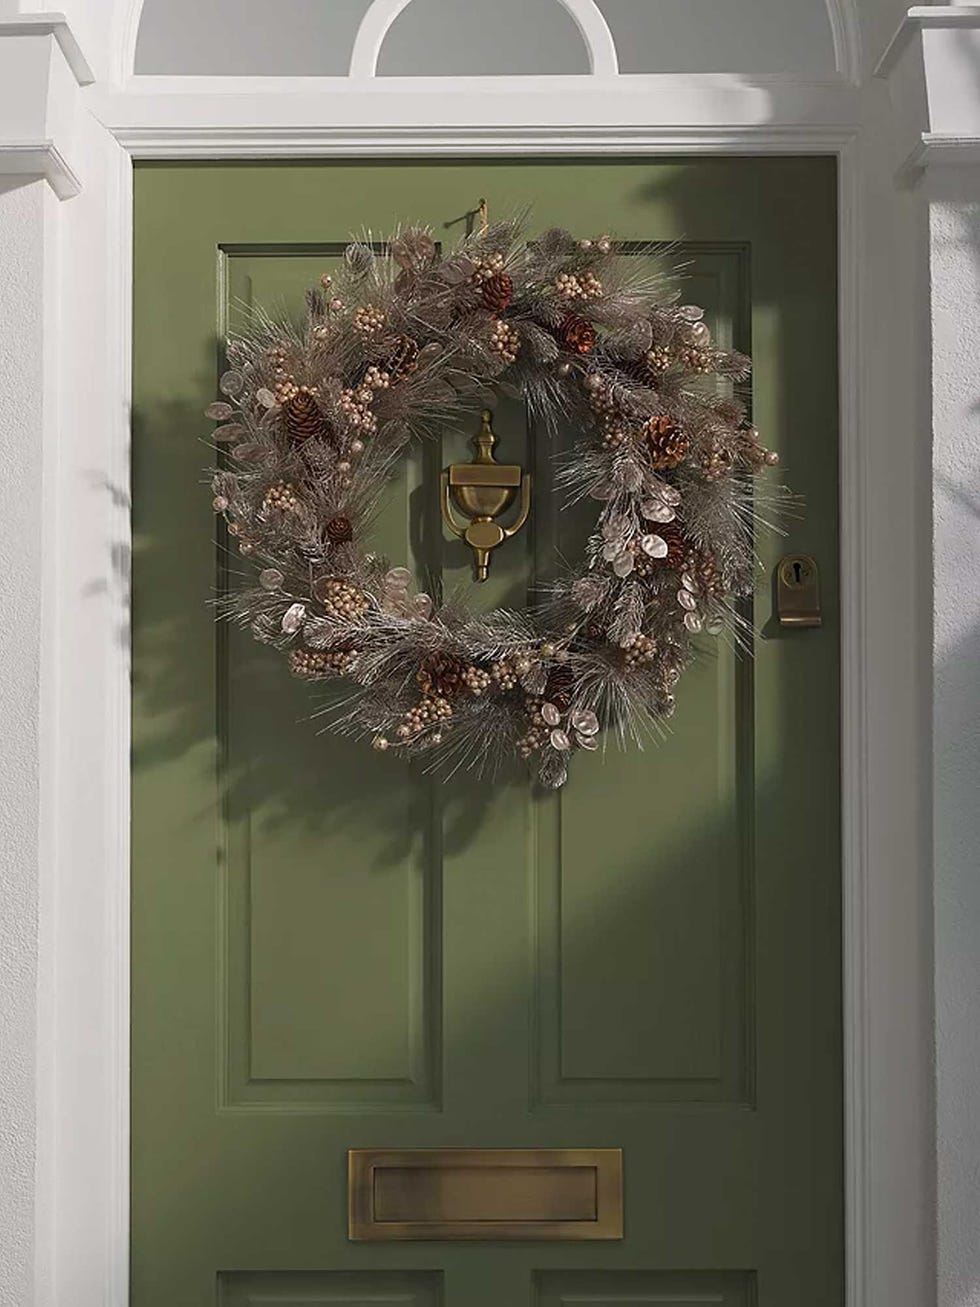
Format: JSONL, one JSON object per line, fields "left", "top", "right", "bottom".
{"left": 0, "top": 140, "right": 81, "bottom": 199}
{"left": 875, "top": 5, "right": 980, "bottom": 184}
{"left": 0, "top": 13, "right": 94, "bottom": 86}
{"left": 0, "top": 13, "right": 92, "bottom": 199}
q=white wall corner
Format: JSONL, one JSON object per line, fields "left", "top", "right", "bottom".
{"left": 875, "top": 6, "right": 980, "bottom": 185}
{"left": 0, "top": 15, "right": 93, "bottom": 198}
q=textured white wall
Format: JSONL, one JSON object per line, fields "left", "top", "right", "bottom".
{"left": 931, "top": 184, "right": 980, "bottom": 1307}
{"left": 0, "top": 176, "right": 47, "bottom": 1307}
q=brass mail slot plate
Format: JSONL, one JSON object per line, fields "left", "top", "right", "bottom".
{"left": 348, "top": 1148, "right": 623, "bottom": 1241}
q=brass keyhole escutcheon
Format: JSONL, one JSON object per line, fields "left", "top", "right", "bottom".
{"left": 776, "top": 553, "right": 822, "bottom": 627}
{"left": 440, "top": 410, "right": 531, "bottom": 581}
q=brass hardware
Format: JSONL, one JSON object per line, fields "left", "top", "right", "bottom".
{"left": 348, "top": 1148, "right": 623, "bottom": 1242}
{"left": 440, "top": 410, "right": 531, "bottom": 582}
{"left": 776, "top": 553, "right": 822, "bottom": 628}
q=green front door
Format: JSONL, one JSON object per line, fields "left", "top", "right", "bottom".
{"left": 132, "top": 158, "right": 840, "bottom": 1307}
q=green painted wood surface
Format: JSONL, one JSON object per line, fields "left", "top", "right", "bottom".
{"left": 132, "top": 159, "right": 840, "bottom": 1306}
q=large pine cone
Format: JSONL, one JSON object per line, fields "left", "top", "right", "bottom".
{"left": 643, "top": 415, "right": 689, "bottom": 470}
{"left": 386, "top": 334, "right": 420, "bottom": 381}
{"left": 284, "top": 391, "right": 327, "bottom": 446}
{"left": 481, "top": 272, "right": 514, "bottom": 313}
{"left": 417, "top": 653, "right": 468, "bottom": 697}
{"left": 561, "top": 317, "right": 596, "bottom": 355}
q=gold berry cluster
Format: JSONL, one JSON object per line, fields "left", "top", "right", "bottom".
{"left": 398, "top": 696, "right": 453, "bottom": 739}
{"left": 489, "top": 319, "right": 520, "bottom": 365}
{"left": 352, "top": 304, "right": 387, "bottom": 339}
{"left": 471, "top": 252, "right": 506, "bottom": 284}
{"left": 289, "top": 647, "right": 357, "bottom": 679}
{"left": 261, "top": 481, "right": 302, "bottom": 516}
{"left": 554, "top": 270, "right": 603, "bottom": 302}
{"left": 518, "top": 697, "right": 550, "bottom": 757}
{"left": 339, "top": 385, "right": 377, "bottom": 435}
{"left": 643, "top": 344, "right": 673, "bottom": 378}
{"left": 621, "top": 632, "right": 657, "bottom": 667}
{"left": 491, "top": 659, "right": 519, "bottom": 691}
{"left": 316, "top": 578, "right": 369, "bottom": 621}
{"left": 679, "top": 345, "right": 713, "bottom": 374}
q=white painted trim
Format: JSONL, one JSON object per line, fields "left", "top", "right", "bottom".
{"left": 0, "top": 12, "right": 95, "bottom": 86}
{"left": 110, "top": 122, "right": 859, "bottom": 158}
{"left": 347, "top": 0, "right": 618, "bottom": 77}
{"left": 826, "top": 0, "right": 862, "bottom": 84}
{"left": 875, "top": 5, "right": 980, "bottom": 80}
{"left": 0, "top": 140, "right": 81, "bottom": 198}
{"left": 102, "top": 141, "right": 134, "bottom": 1307}
{"left": 897, "top": 132, "right": 980, "bottom": 187}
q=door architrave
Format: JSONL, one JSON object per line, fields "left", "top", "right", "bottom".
{"left": 38, "top": 67, "right": 933, "bottom": 1307}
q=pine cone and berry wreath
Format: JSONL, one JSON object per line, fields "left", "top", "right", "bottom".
{"left": 206, "top": 220, "right": 783, "bottom": 789}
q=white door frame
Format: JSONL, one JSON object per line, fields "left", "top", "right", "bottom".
{"left": 33, "top": 31, "right": 934, "bottom": 1307}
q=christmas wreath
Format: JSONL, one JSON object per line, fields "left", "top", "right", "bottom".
{"left": 207, "top": 218, "right": 781, "bottom": 789}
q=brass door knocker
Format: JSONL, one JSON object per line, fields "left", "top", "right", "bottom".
{"left": 440, "top": 410, "right": 531, "bottom": 581}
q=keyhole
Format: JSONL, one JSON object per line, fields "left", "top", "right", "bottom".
{"left": 793, "top": 561, "right": 803, "bottom": 584}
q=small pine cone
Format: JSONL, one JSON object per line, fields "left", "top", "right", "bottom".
{"left": 679, "top": 345, "right": 714, "bottom": 374}
{"left": 417, "top": 653, "right": 469, "bottom": 697}
{"left": 656, "top": 522, "right": 688, "bottom": 570}
{"left": 386, "top": 335, "right": 420, "bottom": 381}
{"left": 491, "top": 658, "right": 518, "bottom": 691}
{"left": 262, "top": 481, "right": 301, "bottom": 515}
{"left": 545, "top": 669, "right": 574, "bottom": 712}
{"left": 642, "top": 344, "right": 673, "bottom": 380}
{"left": 289, "top": 647, "right": 356, "bottom": 680}
{"left": 316, "top": 577, "right": 369, "bottom": 621}
{"left": 284, "top": 390, "right": 328, "bottom": 445}
{"left": 643, "top": 415, "right": 690, "bottom": 470}
{"left": 463, "top": 665, "right": 492, "bottom": 696}
{"left": 352, "top": 304, "right": 387, "bottom": 338}
{"left": 489, "top": 319, "right": 520, "bottom": 365}
{"left": 562, "top": 317, "right": 596, "bottom": 355}
{"left": 325, "top": 514, "right": 353, "bottom": 545}
{"left": 621, "top": 632, "right": 657, "bottom": 667}
{"left": 481, "top": 272, "right": 513, "bottom": 313}
{"left": 471, "top": 252, "right": 506, "bottom": 284}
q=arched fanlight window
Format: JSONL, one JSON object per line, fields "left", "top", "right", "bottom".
{"left": 134, "top": 0, "right": 840, "bottom": 79}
